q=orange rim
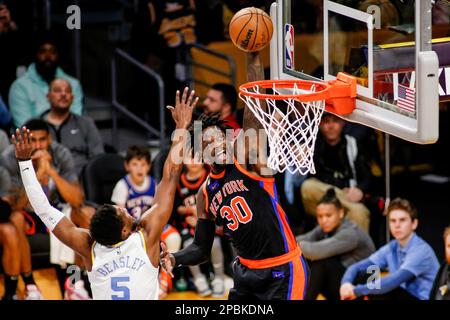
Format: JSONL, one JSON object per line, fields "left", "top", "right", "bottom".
{"left": 239, "top": 79, "right": 330, "bottom": 102}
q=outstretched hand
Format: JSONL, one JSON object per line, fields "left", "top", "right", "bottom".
{"left": 167, "top": 87, "right": 199, "bottom": 130}
{"left": 160, "top": 241, "right": 175, "bottom": 278}
{"left": 11, "top": 127, "right": 33, "bottom": 161}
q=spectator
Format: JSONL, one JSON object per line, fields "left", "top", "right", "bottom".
{"left": 0, "top": 1, "right": 27, "bottom": 103}
{"left": 301, "top": 112, "right": 371, "bottom": 232}
{"left": 0, "top": 95, "right": 12, "bottom": 131}
{"left": 0, "top": 198, "right": 22, "bottom": 300}
{"left": 1, "top": 154, "right": 35, "bottom": 300}
{"left": 111, "top": 145, "right": 182, "bottom": 299}
{"left": 174, "top": 152, "right": 226, "bottom": 297}
{"left": 296, "top": 188, "right": 375, "bottom": 300}
{"left": 2, "top": 119, "right": 88, "bottom": 299}
{"left": 111, "top": 145, "right": 157, "bottom": 219}
{"left": 41, "top": 78, "right": 104, "bottom": 176}
{"left": 0, "top": 128, "right": 9, "bottom": 151}
{"left": 8, "top": 32, "right": 84, "bottom": 127}
{"left": 430, "top": 226, "right": 450, "bottom": 300}
{"left": 340, "top": 198, "right": 439, "bottom": 300}
{"left": 203, "top": 83, "right": 240, "bottom": 131}
{"left": 0, "top": 157, "right": 10, "bottom": 193}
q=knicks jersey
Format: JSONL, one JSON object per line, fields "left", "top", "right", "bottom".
{"left": 204, "top": 160, "right": 298, "bottom": 260}
{"left": 124, "top": 175, "right": 156, "bottom": 219}
{"left": 87, "top": 231, "right": 159, "bottom": 300}
{"left": 177, "top": 171, "right": 208, "bottom": 206}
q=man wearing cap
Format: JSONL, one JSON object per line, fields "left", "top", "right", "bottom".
{"left": 8, "top": 32, "right": 84, "bottom": 127}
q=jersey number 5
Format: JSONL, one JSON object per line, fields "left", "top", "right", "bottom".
{"left": 111, "top": 276, "right": 130, "bottom": 300}
{"left": 219, "top": 196, "right": 253, "bottom": 231}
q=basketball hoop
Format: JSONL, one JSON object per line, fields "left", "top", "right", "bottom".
{"left": 239, "top": 72, "right": 357, "bottom": 175}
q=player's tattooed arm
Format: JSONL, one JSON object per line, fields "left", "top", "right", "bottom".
{"left": 241, "top": 52, "right": 271, "bottom": 177}
{"left": 13, "top": 128, "right": 92, "bottom": 263}
{"left": 140, "top": 88, "right": 198, "bottom": 266}
{"left": 243, "top": 52, "right": 265, "bottom": 132}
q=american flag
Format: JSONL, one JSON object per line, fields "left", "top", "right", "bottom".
{"left": 397, "top": 84, "right": 415, "bottom": 113}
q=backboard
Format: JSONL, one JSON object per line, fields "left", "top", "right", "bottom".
{"left": 270, "top": 0, "right": 449, "bottom": 144}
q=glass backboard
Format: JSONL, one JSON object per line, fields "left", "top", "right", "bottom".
{"left": 270, "top": 0, "right": 448, "bottom": 143}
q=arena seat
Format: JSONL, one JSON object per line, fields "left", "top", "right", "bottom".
{"left": 150, "top": 146, "right": 170, "bottom": 182}
{"left": 81, "top": 153, "right": 126, "bottom": 205}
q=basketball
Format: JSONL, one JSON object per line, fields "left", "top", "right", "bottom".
{"left": 229, "top": 7, "right": 273, "bottom": 52}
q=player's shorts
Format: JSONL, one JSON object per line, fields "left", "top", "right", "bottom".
{"left": 228, "top": 246, "right": 309, "bottom": 300}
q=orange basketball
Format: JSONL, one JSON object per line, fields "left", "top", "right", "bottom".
{"left": 229, "top": 7, "right": 273, "bottom": 52}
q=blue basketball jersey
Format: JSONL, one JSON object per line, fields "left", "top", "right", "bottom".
{"left": 124, "top": 175, "right": 156, "bottom": 219}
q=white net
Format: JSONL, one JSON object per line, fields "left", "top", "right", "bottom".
{"left": 240, "top": 82, "right": 326, "bottom": 175}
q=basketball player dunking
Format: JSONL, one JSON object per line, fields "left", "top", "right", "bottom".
{"left": 161, "top": 53, "right": 309, "bottom": 300}
{"left": 12, "top": 88, "right": 198, "bottom": 300}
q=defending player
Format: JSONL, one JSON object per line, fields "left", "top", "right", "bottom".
{"left": 161, "top": 53, "right": 309, "bottom": 300}
{"left": 12, "top": 88, "right": 198, "bottom": 300}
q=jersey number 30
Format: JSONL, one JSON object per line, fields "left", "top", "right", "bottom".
{"left": 219, "top": 196, "right": 253, "bottom": 231}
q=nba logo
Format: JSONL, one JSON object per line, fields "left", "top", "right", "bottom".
{"left": 285, "top": 24, "right": 294, "bottom": 70}
{"left": 210, "top": 181, "right": 220, "bottom": 191}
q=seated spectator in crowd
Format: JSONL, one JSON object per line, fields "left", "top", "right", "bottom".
{"left": 340, "top": 198, "right": 439, "bottom": 300}
{"left": 41, "top": 78, "right": 104, "bottom": 176}
{"left": 296, "top": 189, "right": 375, "bottom": 300}
{"left": 203, "top": 83, "right": 241, "bottom": 131}
{"left": 301, "top": 112, "right": 372, "bottom": 232}
{"left": 174, "top": 152, "right": 226, "bottom": 298}
{"left": 0, "top": 198, "right": 22, "bottom": 300}
{"left": 8, "top": 33, "right": 84, "bottom": 127}
{"left": 0, "top": 95, "right": 12, "bottom": 131}
{"left": 111, "top": 145, "right": 181, "bottom": 299}
{"left": 0, "top": 128, "right": 9, "bottom": 151}
{"left": 430, "top": 226, "right": 450, "bottom": 300}
{"left": 2, "top": 119, "right": 90, "bottom": 299}
{"left": 1, "top": 154, "right": 41, "bottom": 300}
{"left": 111, "top": 145, "right": 157, "bottom": 219}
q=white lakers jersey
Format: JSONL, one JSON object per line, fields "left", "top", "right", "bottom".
{"left": 87, "top": 230, "right": 159, "bottom": 300}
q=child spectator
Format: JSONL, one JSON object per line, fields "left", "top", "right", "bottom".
{"left": 430, "top": 226, "right": 450, "bottom": 300}
{"left": 340, "top": 198, "right": 439, "bottom": 300}
{"left": 111, "top": 145, "right": 181, "bottom": 299}
{"left": 111, "top": 145, "right": 157, "bottom": 219}
{"left": 175, "top": 153, "right": 226, "bottom": 297}
{"left": 297, "top": 189, "right": 375, "bottom": 300}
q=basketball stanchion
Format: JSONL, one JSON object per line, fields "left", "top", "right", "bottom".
{"left": 239, "top": 72, "right": 357, "bottom": 175}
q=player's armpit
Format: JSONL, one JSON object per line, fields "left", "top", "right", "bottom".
{"left": 52, "top": 219, "right": 92, "bottom": 262}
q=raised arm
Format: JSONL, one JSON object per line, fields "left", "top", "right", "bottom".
{"left": 241, "top": 52, "right": 271, "bottom": 176}
{"left": 160, "top": 183, "right": 216, "bottom": 275}
{"left": 139, "top": 88, "right": 198, "bottom": 265}
{"left": 12, "top": 128, "right": 91, "bottom": 261}
{"left": 243, "top": 52, "right": 265, "bottom": 133}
